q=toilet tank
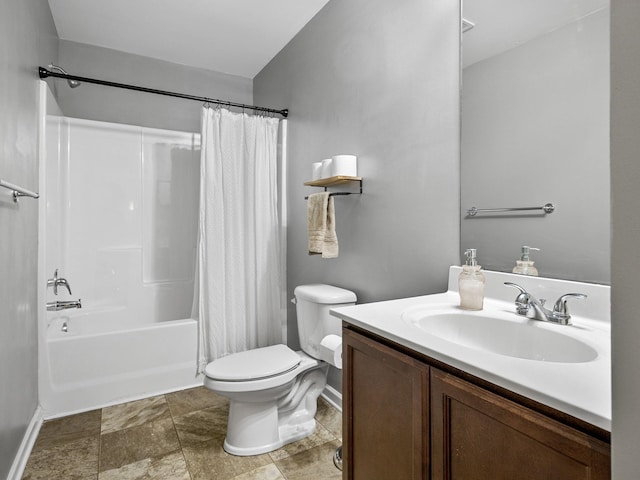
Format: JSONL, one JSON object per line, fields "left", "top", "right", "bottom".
{"left": 294, "top": 284, "right": 357, "bottom": 359}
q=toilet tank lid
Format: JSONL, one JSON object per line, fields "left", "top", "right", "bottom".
{"left": 294, "top": 284, "right": 357, "bottom": 304}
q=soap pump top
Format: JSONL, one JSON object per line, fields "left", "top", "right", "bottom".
{"left": 459, "top": 249, "right": 485, "bottom": 311}
{"left": 464, "top": 248, "right": 478, "bottom": 266}
{"left": 512, "top": 246, "right": 540, "bottom": 276}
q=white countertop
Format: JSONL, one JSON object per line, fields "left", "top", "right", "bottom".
{"left": 331, "top": 267, "right": 611, "bottom": 431}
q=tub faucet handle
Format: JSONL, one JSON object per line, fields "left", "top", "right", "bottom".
{"left": 47, "top": 268, "right": 72, "bottom": 296}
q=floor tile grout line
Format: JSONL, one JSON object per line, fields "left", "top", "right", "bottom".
{"left": 97, "top": 407, "right": 104, "bottom": 478}
{"left": 273, "top": 461, "right": 289, "bottom": 480}
{"left": 164, "top": 393, "right": 196, "bottom": 480}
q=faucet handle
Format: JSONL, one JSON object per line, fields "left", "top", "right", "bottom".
{"left": 58, "top": 277, "right": 72, "bottom": 295}
{"left": 504, "top": 282, "right": 526, "bottom": 294}
{"left": 47, "top": 268, "right": 72, "bottom": 295}
{"left": 47, "top": 268, "right": 60, "bottom": 295}
{"left": 553, "top": 293, "right": 587, "bottom": 319}
{"left": 504, "top": 282, "right": 532, "bottom": 315}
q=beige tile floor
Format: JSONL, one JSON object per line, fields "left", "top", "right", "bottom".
{"left": 22, "top": 387, "right": 343, "bottom": 480}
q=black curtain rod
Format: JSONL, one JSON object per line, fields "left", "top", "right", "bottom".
{"left": 38, "top": 66, "right": 289, "bottom": 118}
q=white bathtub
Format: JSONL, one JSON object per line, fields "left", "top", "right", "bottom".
{"left": 40, "top": 309, "right": 202, "bottom": 418}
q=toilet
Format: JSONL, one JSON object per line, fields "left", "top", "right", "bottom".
{"left": 203, "top": 284, "right": 357, "bottom": 456}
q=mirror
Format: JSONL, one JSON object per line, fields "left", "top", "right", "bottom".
{"left": 460, "top": 0, "right": 610, "bottom": 284}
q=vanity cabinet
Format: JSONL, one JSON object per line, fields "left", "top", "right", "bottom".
{"left": 343, "top": 327, "right": 611, "bottom": 480}
{"left": 343, "top": 327, "right": 429, "bottom": 480}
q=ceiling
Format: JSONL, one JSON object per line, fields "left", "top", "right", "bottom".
{"left": 48, "top": 1, "right": 610, "bottom": 78}
{"left": 463, "top": 0, "right": 609, "bottom": 68}
{"left": 47, "top": 0, "right": 330, "bottom": 79}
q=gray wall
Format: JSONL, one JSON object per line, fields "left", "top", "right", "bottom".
{"left": 461, "top": 9, "right": 610, "bottom": 284}
{"left": 611, "top": 0, "right": 640, "bottom": 476}
{"left": 0, "top": 1, "right": 58, "bottom": 477}
{"left": 54, "top": 40, "right": 253, "bottom": 132}
{"left": 254, "top": 0, "right": 461, "bottom": 390}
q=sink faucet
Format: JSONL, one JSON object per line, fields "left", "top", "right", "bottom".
{"left": 504, "top": 282, "right": 586, "bottom": 326}
{"left": 47, "top": 269, "right": 72, "bottom": 296}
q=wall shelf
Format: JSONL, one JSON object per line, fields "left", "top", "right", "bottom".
{"left": 304, "top": 176, "right": 363, "bottom": 198}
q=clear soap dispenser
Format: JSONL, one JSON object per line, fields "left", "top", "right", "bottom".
{"left": 459, "top": 248, "right": 485, "bottom": 311}
{"left": 512, "top": 246, "right": 540, "bottom": 276}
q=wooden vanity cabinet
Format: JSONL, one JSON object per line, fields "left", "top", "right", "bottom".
{"left": 343, "top": 326, "right": 611, "bottom": 480}
{"left": 343, "top": 327, "right": 430, "bottom": 480}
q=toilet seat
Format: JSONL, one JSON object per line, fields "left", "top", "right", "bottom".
{"left": 204, "top": 349, "right": 320, "bottom": 394}
{"left": 206, "top": 344, "right": 301, "bottom": 381}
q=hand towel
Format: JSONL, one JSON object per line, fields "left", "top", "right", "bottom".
{"left": 307, "top": 192, "right": 339, "bottom": 258}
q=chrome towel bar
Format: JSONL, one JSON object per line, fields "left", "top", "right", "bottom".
{"left": 0, "top": 178, "right": 40, "bottom": 203}
{"left": 467, "top": 203, "right": 555, "bottom": 217}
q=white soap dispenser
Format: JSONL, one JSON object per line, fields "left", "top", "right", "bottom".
{"left": 512, "top": 246, "right": 540, "bottom": 276}
{"left": 459, "top": 248, "right": 485, "bottom": 311}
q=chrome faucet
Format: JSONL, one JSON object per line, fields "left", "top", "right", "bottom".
{"left": 46, "top": 299, "right": 82, "bottom": 311}
{"left": 504, "top": 282, "right": 586, "bottom": 326}
{"left": 47, "top": 269, "right": 72, "bottom": 296}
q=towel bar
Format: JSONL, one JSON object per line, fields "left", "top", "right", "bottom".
{"left": 0, "top": 178, "right": 40, "bottom": 203}
{"left": 304, "top": 192, "right": 356, "bottom": 200}
{"left": 467, "top": 203, "right": 555, "bottom": 217}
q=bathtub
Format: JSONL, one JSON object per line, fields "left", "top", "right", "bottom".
{"left": 40, "top": 308, "right": 202, "bottom": 418}
{"left": 38, "top": 114, "right": 204, "bottom": 418}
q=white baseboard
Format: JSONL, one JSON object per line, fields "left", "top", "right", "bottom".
{"left": 7, "top": 405, "right": 44, "bottom": 480}
{"left": 321, "top": 385, "right": 342, "bottom": 412}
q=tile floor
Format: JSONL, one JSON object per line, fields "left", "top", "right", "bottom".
{"left": 22, "top": 387, "right": 343, "bottom": 480}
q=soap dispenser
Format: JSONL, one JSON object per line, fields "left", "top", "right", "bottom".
{"left": 459, "top": 248, "right": 485, "bottom": 311}
{"left": 512, "top": 246, "right": 540, "bottom": 276}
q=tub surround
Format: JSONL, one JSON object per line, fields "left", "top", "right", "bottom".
{"left": 332, "top": 267, "right": 611, "bottom": 431}
{"left": 39, "top": 110, "right": 203, "bottom": 419}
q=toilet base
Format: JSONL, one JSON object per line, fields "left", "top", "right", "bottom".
{"left": 221, "top": 364, "right": 329, "bottom": 456}
{"left": 224, "top": 418, "right": 318, "bottom": 456}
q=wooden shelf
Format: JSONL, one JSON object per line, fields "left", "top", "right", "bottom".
{"left": 304, "top": 176, "right": 362, "bottom": 188}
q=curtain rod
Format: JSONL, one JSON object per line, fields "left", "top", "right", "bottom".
{"left": 38, "top": 66, "right": 289, "bottom": 118}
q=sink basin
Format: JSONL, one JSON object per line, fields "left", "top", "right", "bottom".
{"left": 402, "top": 310, "right": 598, "bottom": 363}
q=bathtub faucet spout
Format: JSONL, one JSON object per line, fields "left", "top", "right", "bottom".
{"left": 46, "top": 299, "right": 82, "bottom": 311}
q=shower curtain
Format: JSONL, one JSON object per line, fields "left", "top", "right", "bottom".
{"left": 195, "top": 107, "right": 283, "bottom": 372}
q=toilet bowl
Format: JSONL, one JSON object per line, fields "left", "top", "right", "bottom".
{"left": 204, "top": 284, "right": 356, "bottom": 456}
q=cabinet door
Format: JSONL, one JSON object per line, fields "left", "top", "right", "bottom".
{"left": 431, "top": 368, "right": 610, "bottom": 480}
{"left": 343, "top": 328, "right": 429, "bottom": 480}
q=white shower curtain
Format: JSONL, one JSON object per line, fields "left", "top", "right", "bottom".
{"left": 195, "top": 107, "right": 283, "bottom": 372}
